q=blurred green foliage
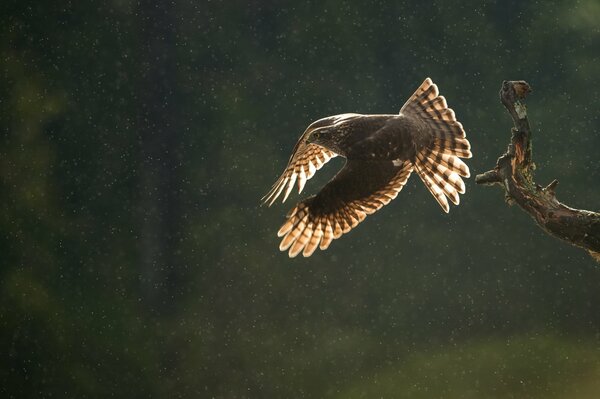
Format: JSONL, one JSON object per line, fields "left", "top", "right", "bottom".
{"left": 1, "top": 0, "right": 599, "bottom": 398}
{"left": 340, "top": 335, "right": 600, "bottom": 399}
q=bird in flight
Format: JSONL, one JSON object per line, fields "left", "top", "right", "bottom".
{"left": 263, "top": 78, "right": 472, "bottom": 257}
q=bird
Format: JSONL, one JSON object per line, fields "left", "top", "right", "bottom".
{"left": 262, "top": 78, "right": 472, "bottom": 258}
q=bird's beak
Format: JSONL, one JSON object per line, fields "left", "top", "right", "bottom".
{"left": 305, "top": 129, "right": 314, "bottom": 144}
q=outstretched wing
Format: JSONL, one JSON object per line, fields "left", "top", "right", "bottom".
{"left": 262, "top": 114, "right": 364, "bottom": 206}
{"left": 277, "top": 160, "right": 414, "bottom": 257}
{"left": 262, "top": 142, "right": 337, "bottom": 206}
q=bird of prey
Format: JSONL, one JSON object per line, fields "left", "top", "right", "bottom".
{"left": 263, "top": 78, "right": 472, "bottom": 257}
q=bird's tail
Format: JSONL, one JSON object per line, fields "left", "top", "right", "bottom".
{"left": 400, "top": 78, "right": 472, "bottom": 212}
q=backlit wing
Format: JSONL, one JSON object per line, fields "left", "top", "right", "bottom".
{"left": 277, "top": 160, "right": 414, "bottom": 257}
{"left": 262, "top": 141, "right": 338, "bottom": 206}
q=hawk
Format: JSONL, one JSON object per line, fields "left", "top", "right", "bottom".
{"left": 263, "top": 78, "right": 472, "bottom": 257}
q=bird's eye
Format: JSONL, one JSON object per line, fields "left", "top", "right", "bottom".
{"left": 316, "top": 128, "right": 330, "bottom": 137}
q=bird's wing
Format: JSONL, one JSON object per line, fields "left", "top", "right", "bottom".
{"left": 277, "top": 159, "right": 414, "bottom": 257}
{"left": 262, "top": 140, "right": 338, "bottom": 206}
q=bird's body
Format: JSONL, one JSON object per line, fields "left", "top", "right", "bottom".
{"left": 332, "top": 114, "right": 428, "bottom": 160}
{"left": 263, "top": 78, "right": 472, "bottom": 257}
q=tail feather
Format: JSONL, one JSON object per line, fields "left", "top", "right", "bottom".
{"left": 432, "top": 137, "right": 472, "bottom": 158}
{"left": 401, "top": 78, "right": 472, "bottom": 212}
{"left": 415, "top": 163, "right": 450, "bottom": 213}
{"left": 423, "top": 149, "right": 470, "bottom": 178}
{"left": 431, "top": 145, "right": 472, "bottom": 159}
{"left": 417, "top": 152, "right": 465, "bottom": 194}
{"left": 415, "top": 156, "right": 460, "bottom": 207}
{"left": 433, "top": 137, "right": 471, "bottom": 151}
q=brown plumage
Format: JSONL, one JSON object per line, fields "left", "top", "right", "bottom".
{"left": 263, "top": 78, "right": 472, "bottom": 257}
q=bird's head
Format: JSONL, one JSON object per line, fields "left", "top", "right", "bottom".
{"left": 306, "top": 126, "right": 334, "bottom": 146}
{"left": 303, "top": 113, "right": 359, "bottom": 150}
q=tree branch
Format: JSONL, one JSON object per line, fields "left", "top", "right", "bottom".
{"left": 475, "top": 80, "right": 600, "bottom": 262}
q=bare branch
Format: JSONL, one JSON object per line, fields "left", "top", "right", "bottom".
{"left": 476, "top": 81, "right": 600, "bottom": 261}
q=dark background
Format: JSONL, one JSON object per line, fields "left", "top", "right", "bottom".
{"left": 2, "top": 1, "right": 600, "bottom": 398}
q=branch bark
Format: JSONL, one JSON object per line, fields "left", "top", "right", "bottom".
{"left": 475, "top": 80, "right": 600, "bottom": 262}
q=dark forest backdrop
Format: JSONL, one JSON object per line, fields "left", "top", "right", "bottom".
{"left": 2, "top": 1, "right": 600, "bottom": 398}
